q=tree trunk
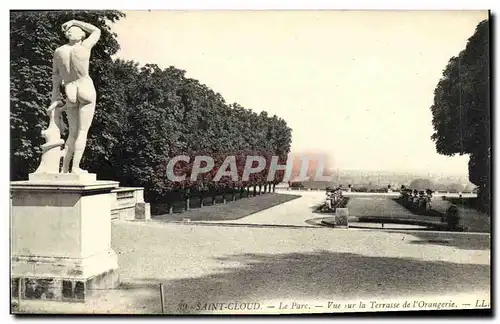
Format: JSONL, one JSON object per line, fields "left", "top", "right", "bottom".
{"left": 258, "top": 185, "right": 262, "bottom": 195}
{"left": 253, "top": 186, "right": 257, "bottom": 197}
{"left": 273, "top": 183, "right": 276, "bottom": 192}
{"left": 479, "top": 184, "right": 490, "bottom": 213}
{"left": 232, "top": 186, "right": 236, "bottom": 201}
{"left": 167, "top": 192, "right": 174, "bottom": 214}
{"left": 200, "top": 191, "right": 204, "bottom": 207}
{"left": 184, "top": 188, "right": 190, "bottom": 211}
{"left": 239, "top": 186, "right": 244, "bottom": 199}
{"left": 222, "top": 190, "right": 227, "bottom": 204}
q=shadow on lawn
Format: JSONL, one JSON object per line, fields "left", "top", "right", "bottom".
{"left": 117, "top": 250, "right": 490, "bottom": 314}
{"left": 392, "top": 230, "right": 491, "bottom": 251}
{"left": 444, "top": 197, "right": 489, "bottom": 214}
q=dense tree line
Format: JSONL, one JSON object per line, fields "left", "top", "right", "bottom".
{"left": 10, "top": 10, "right": 292, "bottom": 210}
{"left": 430, "top": 19, "right": 490, "bottom": 212}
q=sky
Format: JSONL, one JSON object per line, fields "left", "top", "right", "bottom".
{"left": 111, "top": 10, "right": 488, "bottom": 176}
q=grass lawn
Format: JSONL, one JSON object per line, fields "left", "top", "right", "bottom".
{"left": 345, "top": 196, "right": 490, "bottom": 233}
{"left": 152, "top": 193, "right": 301, "bottom": 222}
{"left": 444, "top": 196, "right": 489, "bottom": 214}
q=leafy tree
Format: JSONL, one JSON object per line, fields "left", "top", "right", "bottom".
{"left": 463, "top": 183, "right": 477, "bottom": 193}
{"left": 120, "top": 64, "right": 187, "bottom": 202}
{"left": 430, "top": 19, "right": 490, "bottom": 211}
{"left": 409, "top": 178, "right": 435, "bottom": 190}
{"left": 10, "top": 10, "right": 125, "bottom": 180}
{"left": 446, "top": 183, "right": 465, "bottom": 193}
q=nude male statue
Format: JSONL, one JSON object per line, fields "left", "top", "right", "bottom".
{"left": 51, "top": 20, "right": 101, "bottom": 174}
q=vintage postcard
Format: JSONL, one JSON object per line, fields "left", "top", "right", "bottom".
{"left": 9, "top": 9, "right": 491, "bottom": 315}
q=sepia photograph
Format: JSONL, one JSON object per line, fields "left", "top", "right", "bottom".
{"left": 9, "top": 8, "right": 491, "bottom": 315}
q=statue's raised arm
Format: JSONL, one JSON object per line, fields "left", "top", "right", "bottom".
{"left": 61, "top": 20, "right": 101, "bottom": 49}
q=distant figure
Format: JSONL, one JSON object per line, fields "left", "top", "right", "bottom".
{"left": 425, "top": 189, "right": 433, "bottom": 211}
{"left": 325, "top": 189, "right": 334, "bottom": 210}
{"left": 408, "top": 189, "right": 414, "bottom": 203}
{"left": 445, "top": 205, "right": 460, "bottom": 230}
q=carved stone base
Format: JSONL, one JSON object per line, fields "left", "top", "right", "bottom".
{"left": 28, "top": 172, "right": 97, "bottom": 183}
{"left": 11, "top": 269, "right": 119, "bottom": 302}
{"left": 11, "top": 250, "right": 119, "bottom": 302}
{"left": 11, "top": 249, "right": 118, "bottom": 281}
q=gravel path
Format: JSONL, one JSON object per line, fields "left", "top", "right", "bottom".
{"left": 16, "top": 220, "right": 490, "bottom": 314}
{"left": 191, "top": 190, "right": 326, "bottom": 227}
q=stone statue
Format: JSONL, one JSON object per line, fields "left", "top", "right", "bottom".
{"left": 50, "top": 19, "right": 101, "bottom": 174}
{"left": 33, "top": 101, "right": 66, "bottom": 174}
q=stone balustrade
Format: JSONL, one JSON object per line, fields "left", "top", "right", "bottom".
{"left": 110, "top": 187, "right": 150, "bottom": 221}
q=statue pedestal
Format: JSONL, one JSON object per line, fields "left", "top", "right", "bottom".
{"left": 10, "top": 174, "right": 120, "bottom": 302}
{"left": 334, "top": 208, "right": 349, "bottom": 228}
